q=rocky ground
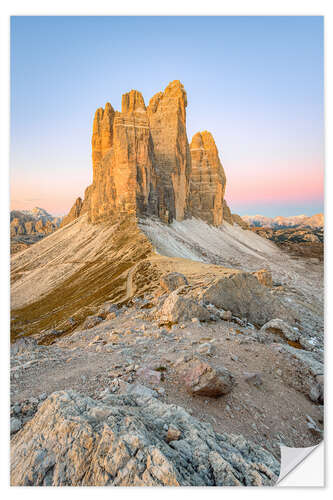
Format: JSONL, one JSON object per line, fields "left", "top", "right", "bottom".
{"left": 9, "top": 79, "right": 324, "bottom": 486}
{"left": 249, "top": 226, "right": 324, "bottom": 261}
{"left": 10, "top": 286, "right": 323, "bottom": 485}
{"left": 11, "top": 234, "right": 46, "bottom": 254}
{"left": 10, "top": 216, "right": 324, "bottom": 486}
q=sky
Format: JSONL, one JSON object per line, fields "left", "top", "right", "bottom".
{"left": 10, "top": 16, "right": 324, "bottom": 217}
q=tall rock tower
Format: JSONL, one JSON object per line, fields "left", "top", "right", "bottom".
{"left": 63, "top": 80, "right": 231, "bottom": 228}
{"left": 189, "top": 131, "right": 226, "bottom": 226}
{"left": 147, "top": 80, "right": 191, "bottom": 222}
{"left": 87, "top": 91, "right": 159, "bottom": 222}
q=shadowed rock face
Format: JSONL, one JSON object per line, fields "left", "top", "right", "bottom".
{"left": 201, "top": 272, "right": 295, "bottom": 327}
{"left": 189, "top": 131, "right": 226, "bottom": 226}
{"left": 62, "top": 80, "right": 233, "bottom": 227}
{"left": 222, "top": 200, "right": 233, "bottom": 225}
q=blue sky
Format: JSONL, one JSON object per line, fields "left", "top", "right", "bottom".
{"left": 10, "top": 16, "right": 324, "bottom": 216}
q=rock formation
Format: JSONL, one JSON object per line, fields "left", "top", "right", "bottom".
{"left": 201, "top": 272, "right": 295, "bottom": 327}
{"left": 60, "top": 197, "right": 83, "bottom": 227}
{"left": 147, "top": 80, "right": 191, "bottom": 222}
{"left": 10, "top": 208, "right": 62, "bottom": 238}
{"left": 231, "top": 212, "right": 249, "bottom": 229}
{"left": 222, "top": 200, "right": 233, "bottom": 225}
{"left": 62, "top": 80, "right": 237, "bottom": 228}
{"left": 88, "top": 92, "right": 159, "bottom": 223}
{"left": 189, "top": 131, "right": 226, "bottom": 226}
{"left": 11, "top": 390, "right": 279, "bottom": 486}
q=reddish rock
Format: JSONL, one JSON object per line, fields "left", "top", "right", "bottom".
{"left": 121, "top": 89, "right": 146, "bottom": 113}
{"left": 180, "top": 359, "right": 235, "bottom": 397}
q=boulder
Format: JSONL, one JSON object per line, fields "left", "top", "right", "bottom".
{"left": 202, "top": 272, "right": 294, "bottom": 327}
{"left": 160, "top": 272, "right": 188, "bottom": 292}
{"left": 179, "top": 359, "right": 235, "bottom": 397}
{"left": 10, "top": 391, "right": 279, "bottom": 486}
{"left": 118, "top": 382, "right": 159, "bottom": 399}
{"left": 260, "top": 319, "right": 300, "bottom": 342}
{"left": 158, "top": 291, "right": 211, "bottom": 323}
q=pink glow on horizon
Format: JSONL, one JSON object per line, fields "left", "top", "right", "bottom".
{"left": 10, "top": 160, "right": 324, "bottom": 216}
{"left": 226, "top": 164, "right": 323, "bottom": 205}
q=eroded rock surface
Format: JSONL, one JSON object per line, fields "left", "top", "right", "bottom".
{"left": 61, "top": 80, "right": 237, "bottom": 228}
{"left": 147, "top": 80, "right": 191, "bottom": 223}
{"left": 260, "top": 319, "right": 300, "bottom": 342}
{"left": 158, "top": 291, "right": 211, "bottom": 324}
{"left": 11, "top": 390, "right": 279, "bottom": 486}
{"left": 201, "top": 272, "right": 294, "bottom": 327}
{"left": 252, "top": 269, "right": 272, "bottom": 288}
{"left": 189, "top": 131, "right": 226, "bottom": 226}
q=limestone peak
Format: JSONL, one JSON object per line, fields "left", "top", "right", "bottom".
{"left": 121, "top": 90, "right": 146, "bottom": 113}
{"left": 163, "top": 80, "right": 187, "bottom": 107}
{"left": 64, "top": 81, "right": 230, "bottom": 227}
{"left": 189, "top": 130, "right": 226, "bottom": 226}
{"left": 191, "top": 131, "right": 218, "bottom": 152}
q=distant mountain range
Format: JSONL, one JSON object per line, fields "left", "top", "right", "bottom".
{"left": 10, "top": 207, "right": 62, "bottom": 238}
{"left": 242, "top": 213, "right": 324, "bottom": 229}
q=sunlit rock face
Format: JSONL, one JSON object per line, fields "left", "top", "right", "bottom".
{"left": 87, "top": 91, "right": 158, "bottom": 222}
{"left": 147, "top": 80, "right": 191, "bottom": 223}
{"left": 63, "top": 80, "right": 231, "bottom": 227}
{"left": 189, "top": 131, "right": 226, "bottom": 227}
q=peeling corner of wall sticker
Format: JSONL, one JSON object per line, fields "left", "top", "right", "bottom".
{"left": 277, "top": 442, "right": 324, "bottom": 486}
